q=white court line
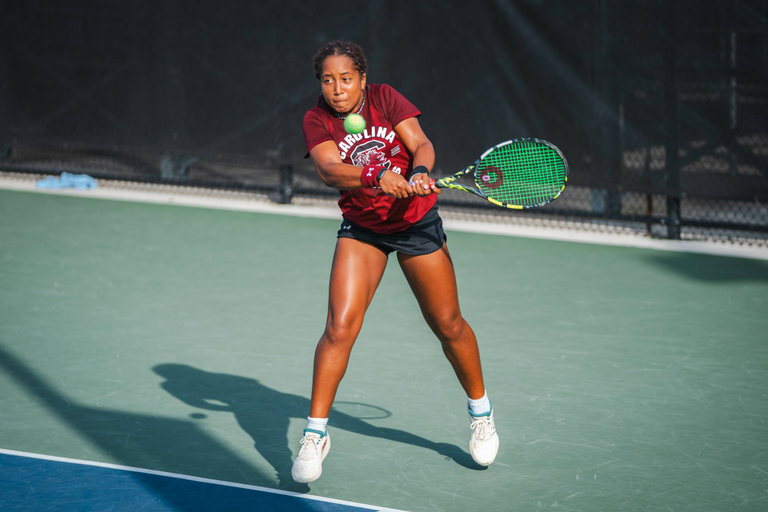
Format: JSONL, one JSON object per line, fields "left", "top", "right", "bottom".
{"left": 1, "top": 176, "right": 766, "bottom": 261}
{"left": 0, "top": 447, "right": 409, "bottom": 512}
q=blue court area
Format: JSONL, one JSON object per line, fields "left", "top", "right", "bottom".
{"left": 0, "top": 450, "right": 386, "bottom": 511}
{"left": 1, "top": 188, "right": 768, "bottom": 511}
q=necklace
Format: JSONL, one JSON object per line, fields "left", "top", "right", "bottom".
{"left": 333, "top": 92, "right": 366, "bottom": 120}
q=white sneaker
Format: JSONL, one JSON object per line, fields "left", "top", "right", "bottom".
{"left": 469, "top": 409, "right": 499, "bottom": 466}
{"left": 291, "top": 429, "right": 331, "bottom": 483}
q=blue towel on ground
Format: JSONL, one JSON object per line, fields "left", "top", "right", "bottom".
{"left": 37, "top": 172, "right": 98, "bottom": 190}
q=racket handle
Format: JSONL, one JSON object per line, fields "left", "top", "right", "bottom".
{"left": 408, "top": 179, "right": 438, "bottom": 187}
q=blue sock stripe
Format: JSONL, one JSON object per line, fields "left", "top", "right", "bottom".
{"left": 303, "top": 428, "right": 327, "bottom": 437}
{"left": 468, "top": 394, "right": 492, "bottom": 417}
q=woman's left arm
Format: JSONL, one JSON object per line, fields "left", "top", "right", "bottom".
{"left": 393, "top": 117, "right": 440, "bottom": 196}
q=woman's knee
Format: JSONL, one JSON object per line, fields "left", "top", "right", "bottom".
{"left": 323, "top": 313, "right": 364, "bottom": 346}
{"left": 428, "top": 311, "right": 465, "bottom": 343}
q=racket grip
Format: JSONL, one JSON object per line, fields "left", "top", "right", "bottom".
{"left": 408, "top": 179, "right": 438, "bottom": 187}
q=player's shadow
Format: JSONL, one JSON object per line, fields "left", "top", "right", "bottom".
{"left": 153, "top": 363, "right": 483, "bottom": 489}
{"left": 0, "top": 343, "right": 320, "bottom": 511}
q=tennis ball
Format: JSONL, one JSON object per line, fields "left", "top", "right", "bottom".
{"left": 344, "top": 113, "right": 366, "bottom": 134}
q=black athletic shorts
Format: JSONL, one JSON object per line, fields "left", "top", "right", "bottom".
{"left": 337, "top": 206, "right": 447, "bottom": 256}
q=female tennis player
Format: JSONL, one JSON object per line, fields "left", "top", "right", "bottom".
{"left": 292, "top": 41, "right": 499, "bottom": 483}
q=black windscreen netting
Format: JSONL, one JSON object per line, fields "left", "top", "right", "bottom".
{"left": 1, "top": 0, "right": 766, "bottom": 239}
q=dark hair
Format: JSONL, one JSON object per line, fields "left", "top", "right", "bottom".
{"left": 313, "top": 40, "right": 367, "bottom": 80}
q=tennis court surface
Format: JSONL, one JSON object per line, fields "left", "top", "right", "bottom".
{"left": 1, "top": 186, "right": 767, "bottom": 511}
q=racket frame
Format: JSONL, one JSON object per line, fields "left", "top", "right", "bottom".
{"left": 434, "top": 138, "right": 569, "bottom": 209}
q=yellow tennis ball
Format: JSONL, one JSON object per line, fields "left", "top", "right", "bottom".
{"left": 344, "top": 113, "right": 366, "bottom": 134}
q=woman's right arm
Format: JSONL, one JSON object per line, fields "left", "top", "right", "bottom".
{"left": 310, "top": 140, "right": 416, "bottom": 199}
{"left": 309, "top": 140, "right": 365, "bottom": 190}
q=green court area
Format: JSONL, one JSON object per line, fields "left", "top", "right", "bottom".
{"left": 1, "top": 188, "right": 767, "bottom": 511}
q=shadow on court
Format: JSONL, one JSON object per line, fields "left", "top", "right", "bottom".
{"left": 644, "top": 251, "right": 768, "bottom": 282}
{"left": 0, "top": 343, "right": 332, "bottom": 510}
{"left": 0, "top": 343, "right": 480, "bottom": 510}
{"left": 153, "top": 364, "right": 483, "bottom": 487}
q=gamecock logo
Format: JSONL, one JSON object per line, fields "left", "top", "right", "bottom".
{"left": 351, "top": 140, "right": 391, "bottom": 169}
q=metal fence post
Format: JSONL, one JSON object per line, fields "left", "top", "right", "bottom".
{"left": 591, "top": 0, "right": 623, "bottom": 217}
{"left": 0, "top": 38, "right": 10, "bottom": 163}
{"left": 664, "top": 0, "right": 680, "bottom": 240}
{"left": 280, "top": 163, "right": 293, "bottom": 204}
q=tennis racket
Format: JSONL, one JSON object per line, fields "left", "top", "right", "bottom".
{"left": 413, "top": 138, "right": 568, "bottom": 209}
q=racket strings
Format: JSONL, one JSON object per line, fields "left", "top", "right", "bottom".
{"left": 476, "top": 141, "right": 567, "bottom": 207}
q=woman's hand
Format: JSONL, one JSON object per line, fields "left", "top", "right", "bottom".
{"left": 379, "top": 169, "right": 440, "bottom": 199}
{"left": 409, "top": 172, "right": 440, "bottom": 197}
{"left": 378, "top": 170, "right": 414, "bottom": 199}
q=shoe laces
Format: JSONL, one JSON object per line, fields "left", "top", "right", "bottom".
{"left": 298, "top": 432, "right": 322, "bottom": 461}
{"left": 470, "top": 416, "right": 494, "bottom": 441}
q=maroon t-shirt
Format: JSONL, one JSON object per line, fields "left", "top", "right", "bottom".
{"left": 302, "top": 84, "right": 437, "bottom": 234}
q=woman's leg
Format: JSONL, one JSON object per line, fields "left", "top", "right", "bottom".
{"left": 294, "top": 238, "right": 389, "bottom": 483}
{"left": 309, "top": 238, "right": 389, "bottom": 418}
{"left": 396, "top": 244, "right": 485, "bottom": 400}
{"left": 398, "top": 243, "right": 498, "bottom": 467}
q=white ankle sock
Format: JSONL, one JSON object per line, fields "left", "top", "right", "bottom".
{"left": 468, "top": 391, "right": 491, "bottom": 416}
{"left": 306, "top": 416, "right": 328, "bottom": 434}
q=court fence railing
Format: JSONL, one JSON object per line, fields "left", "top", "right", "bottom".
{"left": 2, "top": 138, "right": 767, "bottom": 246}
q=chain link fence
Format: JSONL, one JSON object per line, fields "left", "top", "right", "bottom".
{"left": 1, "top": 0, "right": 766, "bottom": 243}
